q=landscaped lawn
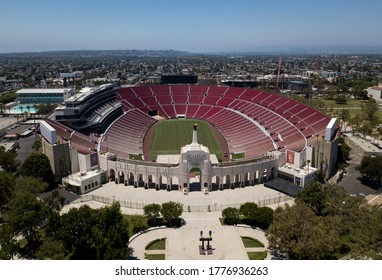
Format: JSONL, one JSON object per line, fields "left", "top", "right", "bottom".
{"left": 241, "top": 236, "right": 264, "bottom": 248}
{"left": 247, "top": 251, "right": 267, "bottom": 260}
{"left": 146, "top": 238, "right": 166, "bottom": 250}
{"left": 145, "top": 253, "right": 165, "bottom": 260}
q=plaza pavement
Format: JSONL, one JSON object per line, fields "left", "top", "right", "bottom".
{"left": 61, "top": 182, "right": 294, "bottom": 260}
{"left": 78, "top": 181, "right": 292, "bottom": 209}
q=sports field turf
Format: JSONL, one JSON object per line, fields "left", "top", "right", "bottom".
{"left": 150, "top": 119, "right": 222, "bottom": 161}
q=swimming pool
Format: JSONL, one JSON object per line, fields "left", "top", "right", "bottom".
{"left": 10, "top": 104, "right": 38, "bottom": 114}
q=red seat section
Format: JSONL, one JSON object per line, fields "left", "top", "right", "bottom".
{"left": 51, "top": 85, "right": 330, "bottom": 161}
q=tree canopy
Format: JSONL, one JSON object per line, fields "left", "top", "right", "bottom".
{"left": 0, "top": 146, "right": 20, "bottom": 173}
{"left": 356, "top": 155, "right": 382, "bottom": 186}
{"left": 20, "top": 153, "right": 55, "bottom": 190}
{"left": 238, "top": 202, "right": 274, "bottom": 229}
{"left": 222, "top": 207, "right": 240, "bottom": 225}
{"left": 267, "top": 183, "right": 382, "bottom": 259}
{"left": 160, "top": 201, "right": 183, "bottom": 227}
{"left": 143, "top": 203, "right": 162, "bottom": 226}
{"left": 52, "top": 202, "right": 130, "bottom": 260}
{"left": 4, "top": 177, "right": 49, "bottom": 247}
{"left": 0, "top": 171, "right": 15, "bottom": 208}
{"left": 267, "top": 203, "right": 340, "bottom": 260}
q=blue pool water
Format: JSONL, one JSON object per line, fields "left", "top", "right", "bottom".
{"left": 10, "top": 104, "right": 38, "bottom": 114}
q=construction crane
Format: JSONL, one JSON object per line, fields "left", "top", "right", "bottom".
{"left": 275, "top": 55, "right": 282, "bottom": 92}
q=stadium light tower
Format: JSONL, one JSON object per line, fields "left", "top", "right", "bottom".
{"left": 275, "top": 55, "right": 282, "bottom": 92}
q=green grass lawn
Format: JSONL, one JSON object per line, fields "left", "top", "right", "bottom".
{"left": 146, "top": 238, "right": 166, "bottom": 250}
{"left": 241, "top": 236, "right": 265, "bottom": 248}
{"left": 232, "top": 152, "right": 245, "bottom": 160}
{"left": 145, "top": 253, "right": 166, "bottom": 260}
{"left": 150, "top": 119, "right": 222, "bottom": 161}
{"left": 129, "top": 154, "right": 143, "bottom": 160}
{"left": 247, "top": 251, "right": 267, "bottom": 260}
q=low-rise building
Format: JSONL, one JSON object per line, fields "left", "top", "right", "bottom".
{"left": 366, "top": 84, "right": 382, "bottom": 102}
{"left": 16, "top": 88, "right": 75, "bottom": 104}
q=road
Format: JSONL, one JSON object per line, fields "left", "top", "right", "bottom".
{"left": 337, "top": 149, "right": 378, "bottom": 196}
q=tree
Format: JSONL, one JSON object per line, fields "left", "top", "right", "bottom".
{"left": 266, "top": 203, "right": 340, "bottom": 260}
{"left": 160, "top": 201, "right": 183, "bottom": 227}
{"left": 239, "top": 202, "right": 258, "bottom": 218}
{"left": 349, "top": 113, "right": 363, "bottom": 135}
{"left": 36, "top": 103, "right": 57, "bottom": 115}
{"left": 42, "top": 190, "right": 64, "bottom": 237}
{"left": 222, "top": 207, "right": 240, "bottom": 225}
{"left": 20, "top": 153, "right": 55, "bottom": 190}
{"left": 359, "top": 121, "right": 374, "bottom": 138}
{"left": 325, "top": 85, "right": 338, "bottom": 100}
{"left": 253, "top": 206, "right": 274, "bottom": 229}
{"left": 361, "top": 98, "right": 379, "bottom": 123}
{"left": 338, "top": 108, "right": 350, "bottom": 131}
{"left": 268, "top": 182, "right": 382, "bottom": 260}
{"left": 128, "top": 214, "right": 149, "bottom": 234}
{"left": 0, "top": 146, "right": 20, "bottom": 173}
{"left": 92, "top": 202, "right": 130, "bottom": 260}
{"left": 35, "top": 237, "right": 66, "bottom": 260}
{"left": 143, "top": 203, "right": 162, "bottom": 226}
{"left": 4, "top": 177, "right": 49, "bottom": 247}
{"left": 0, "top": 171, "right": 15, "bottom": 208}
{"left": 296, "top": 182, "right": 327, "bottom": 216}
{"left": 356, "top": 155, "right": 382, "bottom": 186}
{"left": 0, "top": 224, "right": 19, "bottom": 260}
{"left": 239, "top": 202, "right": 258, "bottom": 225}
{"left": 336, "top": 137, "right": 351, "bottom": 169}
{"left": 56, "top": 205, "right": 98, "bottom": 259}
{"left": 32, "top": 140, "right": 42, "bottom": 153}
{"left": 53, "top": 203, "right": 130, "bottom": 260}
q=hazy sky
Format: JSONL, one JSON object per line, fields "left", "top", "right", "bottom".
{"left": 1, "top": 0, "right": 382, "bottom": 53}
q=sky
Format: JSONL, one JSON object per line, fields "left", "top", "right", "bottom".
{"left": 1, "top": 0, "right": 382, "bottom": 53}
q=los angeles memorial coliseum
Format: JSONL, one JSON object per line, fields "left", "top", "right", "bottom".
{"left": 38, "top": 83, "right": 339, "bottom": 195}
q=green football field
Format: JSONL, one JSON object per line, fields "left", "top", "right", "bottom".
{"left": 150, "top": 119, "right": 222, "bottom": 161}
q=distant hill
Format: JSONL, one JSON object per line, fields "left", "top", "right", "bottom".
{"left": 0, "top": 49, "right": 192, "bottom": 58}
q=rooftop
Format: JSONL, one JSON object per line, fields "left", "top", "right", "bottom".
{"left": 345, "top": 134, "right": 382, "bottom": 155}
{"left": 65, "top": 169, "right": 102, "bottom": 186}
{"left": 279, "top": 164, "right": 317, "bottom": 177}
{"left": 17, "top": 88, "right": 74, "bottom": 94}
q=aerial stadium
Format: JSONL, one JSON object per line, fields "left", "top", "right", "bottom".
{"left": 38, "top": 83, "right": 339, "bottom": 195}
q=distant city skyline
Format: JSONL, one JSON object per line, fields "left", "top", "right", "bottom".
{"left": 1, "top": 0, "right": 382, "bottom": 54}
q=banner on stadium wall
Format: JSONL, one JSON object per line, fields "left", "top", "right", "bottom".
{"left": 287, "top": 150, "right": 295, "bottom": 165}
{"left": 90, "top": 152, "right": 99, "bottom": 167}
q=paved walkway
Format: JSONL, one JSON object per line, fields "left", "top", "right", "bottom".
{"left": 60, "top": 182, "right": 294, "bottom": 260}
{"left": 128, "top": 212, "right": 271, "bottom": 260}
{"left": 80, "top": 181, "right": 292, "bottom": 209}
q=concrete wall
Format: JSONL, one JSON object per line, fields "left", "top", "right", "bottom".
{"left": 42, "top": 138, "right": 71, "bottom": 177}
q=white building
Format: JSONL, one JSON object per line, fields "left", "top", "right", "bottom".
{"left": 16, "top": 88, "right": 75, "bottom": 104}
{"left": 366, "top": 84, "right": 382, "bottom": 102}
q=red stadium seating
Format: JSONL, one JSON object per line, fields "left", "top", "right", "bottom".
{"left": 52, "top": 85, "right": 331, "bottom": 160}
